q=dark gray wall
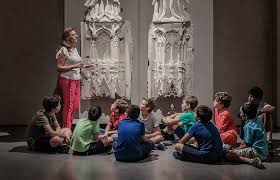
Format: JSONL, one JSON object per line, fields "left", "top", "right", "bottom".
{"left": 0, "top": 1, "right": 64, "bottom": 125}
{"left": 275, "top": 1, "right": 280, "bottom": 126}
{"left": 214, "top": 0, "right": 277, "bottom": 126}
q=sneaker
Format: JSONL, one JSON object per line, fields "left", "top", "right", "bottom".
{"left": 56, "top": 144, "right": 70, "bottom": 154}
{"left": 249, "top": 158, "right": 264, "bottom": 169}
{"left": 154, "top": 142, "right": 166, "bottom": 150}
{"left": 161, "top": 130, "right": 175, "bottom": 141}
{"left": 223, "top": 144, "right": 231, "bottom": 151}
{"left": 173, "top": 151, "right": 182, "bottom": 160}
{"left": 162, "top": 140, "right": 173, "bottom": 146}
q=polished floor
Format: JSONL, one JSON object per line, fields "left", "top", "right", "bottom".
{"left": 0, "top": 126, "right": 280, "bottom": 180}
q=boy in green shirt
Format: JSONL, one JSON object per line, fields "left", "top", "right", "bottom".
{"left": 71, "top": 105, "right": 113, "bottom": 155}
{"left": 162, "top": 96, "right": 198, "bottom": 140}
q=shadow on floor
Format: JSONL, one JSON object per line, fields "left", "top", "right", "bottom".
{"left": 138, "top": 154, "right": 159, "bottom": 163}
{"left": 9, "top": 145, "right": 39, "bottom": 154}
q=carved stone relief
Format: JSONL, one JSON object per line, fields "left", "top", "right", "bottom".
{"left": 148, "top": 0, "right": 194, "bottom": 99}
{"left": 81, "top": 0, "right": 132, "bottom": 100}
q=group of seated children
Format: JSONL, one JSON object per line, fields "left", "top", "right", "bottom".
{"left": 26, "top": 86, "right": 274, "bottom": 169}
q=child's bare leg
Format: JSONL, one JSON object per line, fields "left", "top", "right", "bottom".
{"left": 175, "top": 143, "right": 184, "bottom": 154}
{"left": 61, "top": 128, "right": 72, "bottom": 143}
{"left": 225, "top": 151, "right": 251, "bottom": 164}
{"left": 50, "top": 136, "right": 63, "bottom": 147}
{"left": 100, "top": 136, "right": 113, "bottom": 146}
{"left": 150, "top": 135, "right": 164, "bottom": 144}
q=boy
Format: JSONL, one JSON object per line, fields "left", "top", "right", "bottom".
{"left": 225, "top": 102, "right": 268, "bottom": 169}
{"left": 247, "top": 86, "right": 275, "bottom": 152}
{"left": 104, "top": 99, "right": 128, "bottom": 136}
{"left": 162, "top": 96, "right": 198, "bottom": 140}
{"left": 71, "top": 105, "right": 113, "bottom": 155}
{"left": 213, "top": 92, "right": 237, "bottom": 148}
{"left": 26, "top": 95, "right": 72, "bottom": 153}
{"left": 173, "top": 105, "right": 223, "bottom": 164}
{"left": 139, "top": 98, "right": 165, "bottom": 149}
{"left": 114, "top": 105, "right": 154, "bottom": 162}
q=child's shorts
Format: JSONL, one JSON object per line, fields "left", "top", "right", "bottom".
{"left": 233, "top": 147, "right": 266, "bottom": 160}
{"left": 73, "top": 141, "right": 112, "bottom": 155}
{"left": 177, "top": 144, "right": 221, "bottom": 164}
{"left": 174, "top": 125, "right": 185, "bottom": 139}
{"left": 27, "top": 137, "right": 52, "bottom": 152}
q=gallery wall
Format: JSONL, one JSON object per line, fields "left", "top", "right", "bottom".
{"left": 0, "top": 0, "right": 278, "bottom": 126}
{"left": 0, "top": 0, "right": 64, "bottom": 125}
{"left": 213, "top": 0, "right": 278, "bottom": 125}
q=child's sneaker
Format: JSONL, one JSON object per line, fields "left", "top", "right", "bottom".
{"left": 154, "top": 142, "right": 166, "bottom": 150}
{"left": 56, "top": 144, "right": 70, "bottom": 154}
{"left": 223, "top": 144, "right": 231, "bottom": 151}
{"left": 161, "top": 130, "right": 175, "bottom": 141}
{"left": 249, "top": 158, "right": 264, "bottom": 169}
{"left": 173, "top": 151, "right": 182, "bottom": 160}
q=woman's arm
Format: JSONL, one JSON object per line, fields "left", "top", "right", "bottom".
{"left": 56, "top": 53, "right": 81, "bottom": 72}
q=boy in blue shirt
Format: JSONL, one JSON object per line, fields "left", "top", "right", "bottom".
{"left": 173, "top": 105, "right": 223, "bottom": 164}
{"left": 225, "top": 102, "right": 268, "bottom": 169}
{"left": 114, "top": 105, "right": 155, "bottom": 162}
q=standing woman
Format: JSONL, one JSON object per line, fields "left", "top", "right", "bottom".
{"left": 56, "top": 27, "right": 82, "bottom": 129}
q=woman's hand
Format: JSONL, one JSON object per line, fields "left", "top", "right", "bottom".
{"left": 82, "top": 63, "right": 95, "bottom": 68}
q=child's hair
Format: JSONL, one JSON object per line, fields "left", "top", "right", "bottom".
{"left": 142, "top": 98, "right": 156, "bottom": 113}
{"left": 88, "top": 105, "right": 102, "bottom": 121}
{"left": 195, "top": 105, "right": 213, "bottom": 123}
{"left": 127, "top": 105, "right": 140, "bottom": 119}
{"left": 214, "top": 92, "right": 232, "bottom": 108}
{"left": 183, "top": 96, "right": 198, "bottom": 110}
{"left": 241, "top": 102, "right": 258, "bottom": 119}
{"left": 115, "top": 99, "right": 128, "bottom": 114}
{"left": 248, "top": 86, "right": 263, "bottom": 100}
{"left": 43, "top": 96, "right": 60, "bottom": 112}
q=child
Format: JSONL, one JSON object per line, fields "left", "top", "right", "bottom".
{"left": 71, "top": 105, "right": 113, "bottom": 155}
{"left": 104, "top": 99, "right": 128, "bottom": 136}
{"left": 114, "top": 105, "right": 155, "bottom": 162}
{"left": 139, "top": 98, "right": 165, "bottom": 149}
{"left": 247, "top": 86, "right": 275, "bottom": 152}
{"left": 213, "top": 92, "right": 237, "bottom": 148}
{"left": 26, "top": 95, "right": 72, "bottom": 153}
{"left": 162, "top": 96, "right": 198, "bottom": 140}
{"left": 173, "top": 105, "right": 223, "bottom": 163}
{"left": 225, "top": 102, "right": 268, "bottom": 169}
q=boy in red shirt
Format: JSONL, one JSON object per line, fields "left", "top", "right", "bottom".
{"left": 213, "top": 92, "right": 237, "bottom": 148}
{"left": 104, "top": 99, "right": 128, "bottom": 136}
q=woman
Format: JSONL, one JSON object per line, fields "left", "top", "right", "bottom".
{"left": 56, "top": 27, "right": 90, "bottom": 129}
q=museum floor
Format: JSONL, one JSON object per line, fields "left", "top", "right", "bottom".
{"left": 0, "top": 126, "right": 280, "bottom": 180}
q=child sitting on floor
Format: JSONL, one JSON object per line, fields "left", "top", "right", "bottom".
{"left": 247, "top": 86, "right": 275, "bottom": 153}
{"left": 139, "top": 98, "right": 165, "bottom": 150}
{"left": 71, "top": 105, "right": 113, "bottom": 155}
{"left": 173, "top": 105, "right": 223, "bottom": 164}
{"left": 104, "top": 99, "right": 128, "bottom": 136}
{"left": 114, "top": 105, "right": 155, "bottom": 162}
{"left": 225, "top": 102, "right": 268, "bottom": 169}
{"left": 213, "top": 92, "right": 237, "bottom": 149}
{"left": 26, "top": 95, "right": 72, "bottom": 153}
{"left": 162, "top": 96, "right": 198, "bottom": 140}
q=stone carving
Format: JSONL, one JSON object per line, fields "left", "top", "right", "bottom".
{"left": 84, "top": 0, "right": 122, "bottom": 22}
{"left": 81, "top": 1, "right": 132, "bottom": 100}
{"left": 148, "top": 0, "right": 194, "bottom": 99}
{"left": 152, "top": 0, "right": 190, "bottom": 22}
